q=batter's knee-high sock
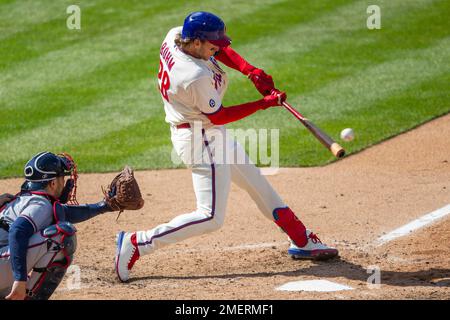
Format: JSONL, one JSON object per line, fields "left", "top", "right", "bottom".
{"left": 272, "top": 207, "right": 307, "bottom": 247}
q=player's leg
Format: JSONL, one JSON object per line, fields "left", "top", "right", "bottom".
{"left": 0, "top": 222, "right": 76, "bottom": 299}
{"left": 228, "top": 136, "right": 338, "bottom": 260}
{"left": 115, "top": 126, "right": 231, "bottom": 282}
{"left": 0, "top": 231, "right": 51, "bottom": 298}
{"left": 26, "top": 222, "right": 77, "bottom": 299}
{"left": 0, "top": 246, "right": 19, "bottom": 297}
{"left": 134, "top": 162, "right": 230, "bottom": 253}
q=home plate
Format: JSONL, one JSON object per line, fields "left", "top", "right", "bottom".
{"left": 276, "top": 280, "right": 354, "bottom": 292}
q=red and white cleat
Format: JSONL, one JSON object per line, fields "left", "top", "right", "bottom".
{"left": 288, "top": 230, "right": 339, "bottom": 261}
{"left": 115, "top": 231, "right": 140, "bottom": 282}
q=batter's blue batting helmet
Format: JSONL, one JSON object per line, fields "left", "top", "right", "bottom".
{"left": 21, "top": 151, "right": 74, "bottom": 191}
{"left": 182, "top": 11, "right": 231, "bottom": 47}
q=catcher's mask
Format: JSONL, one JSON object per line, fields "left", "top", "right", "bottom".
{"left": 21, "top": 151, "right": 79, "bottom": 204}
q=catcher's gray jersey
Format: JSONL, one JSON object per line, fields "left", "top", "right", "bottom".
{"left": 0, "top": 193, "right": 54, "bottom": 248}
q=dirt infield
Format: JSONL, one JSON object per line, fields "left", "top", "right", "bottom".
{"left": 1, "top": 114, "right": 449, "bottom": 300}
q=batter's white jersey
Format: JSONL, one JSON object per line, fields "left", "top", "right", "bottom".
{"left": 158, "top": 26, "right": 228, "bottom": 128}
{"left": 133, "top": 26, "right": 285, "bottom": 258}
{"left": 116, "top": 25, "right": 334, "bottom": 280}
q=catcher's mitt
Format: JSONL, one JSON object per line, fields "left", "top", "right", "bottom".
{"left": 103, "top": 166, "right": 145, "bottom": 220}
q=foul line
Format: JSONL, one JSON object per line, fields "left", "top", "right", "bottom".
{"left": 171, "top": 241, "right": 288, "bottom": 254}
{"left": 164, "top": 204, "right": 450, "bottom": 254}
{"left": 375, "top": 204, "right": 450, "bottom": 246}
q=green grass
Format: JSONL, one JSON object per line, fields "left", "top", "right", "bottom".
{"left": 0, "top": 0, "right": 449, "bottom": 178}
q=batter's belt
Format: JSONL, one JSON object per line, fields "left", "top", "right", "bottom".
{"left": 176, "top": 123, "right": 191, "bottom": 129}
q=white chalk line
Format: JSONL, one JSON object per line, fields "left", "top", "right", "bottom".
{"left": 260, "top": 167, "right": 281, "bottom": 176}
{"left": 55, "top": 284, "right": 89, "bottom": 292}
{"left": 172, "top": 241, "right": 289, "bottom": 254}
{"left": 222, "top": 241, "right": 287, "bottom": 251}
{"left": 66, "top": 204, "right": 449, "bottom": 294}
{"left": 275, "top": 205, "right": 450, "bottom": 293}
{"left": 54, "top": 205, "right": 450, "bottom": 296}
{"left": 169, "top": 203, "right": 450, "bottom": 255}
{"left": 156, "top": 204, "right": 450, "bottom": 257}
{"left": 375, "top": 204, "right": 450, "bottom": 246}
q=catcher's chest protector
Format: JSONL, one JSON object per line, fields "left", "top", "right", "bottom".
{"left": 0, "top": 193, "right": 54, "bottom": 247}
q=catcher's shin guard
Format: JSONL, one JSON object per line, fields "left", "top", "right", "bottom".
{"left": 26, "top": 222, "right": 77, "bottom": 300}
{"left": 272, "top": 207, "right": 307, "bottom": 247}
{"left": 27, "top": 262, "right": 71, "bottom": 300}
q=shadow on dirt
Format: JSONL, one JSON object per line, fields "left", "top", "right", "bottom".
{"left": 129, "top": 258, "right": 450, "bottom": 288}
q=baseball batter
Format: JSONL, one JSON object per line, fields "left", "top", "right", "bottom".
{"left": 115, "top": 12, "right": 338, "bottom": 282}
{"left": 0, "top": 152, "right": 132, "bottom": 300}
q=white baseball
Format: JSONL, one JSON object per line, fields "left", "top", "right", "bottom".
{"left": 340, "top": 128, "right": 354, "bottom": 142}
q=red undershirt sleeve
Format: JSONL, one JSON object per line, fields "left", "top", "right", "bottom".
{"left": 205, "top": 100, "right": 268, "bottom": 125}
{"left": 214, "top": 46, "right": 256, "bottom": 75}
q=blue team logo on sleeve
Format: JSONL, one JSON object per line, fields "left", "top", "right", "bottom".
{"left": 209, "top": 99, "right": 216, "bottom": 108}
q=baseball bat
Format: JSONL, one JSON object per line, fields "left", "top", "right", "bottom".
{"left": 282, "top": 101, "right": 345, "bottom": 158}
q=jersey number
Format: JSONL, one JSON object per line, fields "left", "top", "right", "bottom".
{"left": 158, "top": 60, "right": 170, "bottom": 102}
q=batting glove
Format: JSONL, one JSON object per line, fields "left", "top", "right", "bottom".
{"left": 248, "top": 68, "right": 275, "bottom": 96}
{"left": 261, "top": 91, "right": 287, "bottom": 109}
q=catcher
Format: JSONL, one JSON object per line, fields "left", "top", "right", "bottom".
{"left": 0, "top": 151, "right": 144, "bottom": 300}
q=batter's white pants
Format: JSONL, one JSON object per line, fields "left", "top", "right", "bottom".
{"left": 136, "top": 124, "right": 285, "bottom": 255}
{"left": 0, "top": 232, "right": 65, "bottom": 298}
